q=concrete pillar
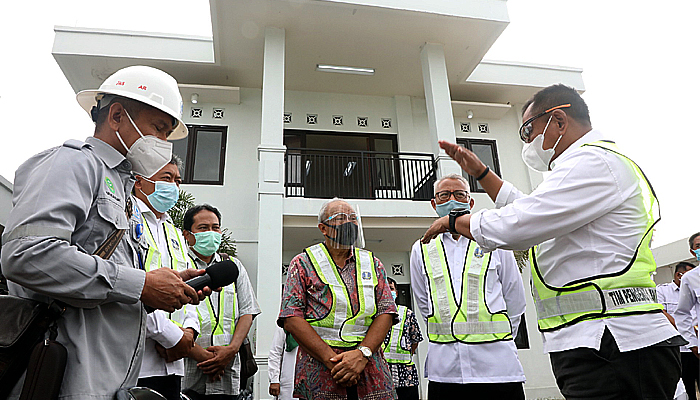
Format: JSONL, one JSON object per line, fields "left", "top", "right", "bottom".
{"left": 255, "top": 26, "right": 285, "bottom": 400}
{"left": 420, "top": 42, "right": 462, "bottom": 177}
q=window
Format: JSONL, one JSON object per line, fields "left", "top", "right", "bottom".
{"left": 456, "top": 138, "right": 501, "bottom": 193}
{"left": 172, "top": 125, "right": 227, "bottom": 185}
{"left": 283, "top": 130, "right": 400, "bottom": 198}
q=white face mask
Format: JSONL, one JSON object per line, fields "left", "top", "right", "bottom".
{"left": 521, "top": 115, "right": 563, "bottom": 172}
{"left": 115, "top": 110, "right": 173, "bottom": 178}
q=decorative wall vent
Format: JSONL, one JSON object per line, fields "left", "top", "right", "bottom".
{"left": 392, "top": 264, "right": 404, "bottom": 276}
{"left": 282, "top": 263, "right": 289, "bottom": 276}
{"left": 381, "top": 118, "right": 392, "bottom": 129}
{"left": 191, "top": 108, "right": 202, "bottom": 118}
{"left": 213, "top": 108, "right": 225, "bottom": 119}
{"left": 478, "top": 123, "right": 489, "bottom": 134}
{"left": 332, "top": 115, "right": 343, "bottom": 126}
{"left": 283, "top": 112, "right": 292, "bottom": 124}
{"left": 460, "top": 122, "right": 471, "bottom": 133}
{"left": 357, "top": 116, "right": 368, "bottom": 127}
{"left": 307, "top": 114, "right": 318, "bottom": 125}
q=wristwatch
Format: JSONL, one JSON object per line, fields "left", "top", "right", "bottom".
{"left": 448, "top": 207, "right": 471, "bottom": 235}
{"left": 357, "top": 345, "right": 372, "bottom": 358}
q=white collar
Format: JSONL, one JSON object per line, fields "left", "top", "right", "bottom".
{"left": 550, "top": 129, "right": 604, "bottom": 169}
{"left": 135, "top": 197, "right": 169, "bottom": 224}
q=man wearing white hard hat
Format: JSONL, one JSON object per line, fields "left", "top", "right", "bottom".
{"left": 1, "top": 65, "right": 210, "bottom": 400}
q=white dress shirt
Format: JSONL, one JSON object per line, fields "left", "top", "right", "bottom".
{"left": 136, "top": 198, "right": 198, "bottom": 378}
{"left": 410, "top": 233, "right": 526, "bottom": 383}
{"left": 676, "top": 268, "right": 700, "bottom": 349}
{"left": 268, "top": 326, "right": 299, "bottom": 400}
{"left": 470, "top": 130, "right": 677, "bottom": 353}
{"left": 658, "top": 280, "right": 696, "bottom": 353}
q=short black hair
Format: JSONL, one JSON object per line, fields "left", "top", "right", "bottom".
{"left": 387, "top": 277, "right": 397, "bottom": 286}
{"left": 689, "top": 232, "right": 700, "bottom": 248}
{"left": 675, "top": 262, "right": 695, "bottom": 274}
{"left": 522, "top": 84, "right": 591, "bottom": 126}
{"left": 93, "top": 95, "right": 154, "bottom": 128}
{"left": 183, "top": 204, "right": 222, "bottom": 232}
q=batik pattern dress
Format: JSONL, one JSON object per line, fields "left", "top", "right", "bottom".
{"left": 278, "top": 245, "right": 399, "bottom": 400}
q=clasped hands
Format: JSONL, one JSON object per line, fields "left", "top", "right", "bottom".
{"left": 326, "top": 348, "right": 369, "bottom": 388}
{"left": 156, "top": 329, "right": 239, "bottom": 382}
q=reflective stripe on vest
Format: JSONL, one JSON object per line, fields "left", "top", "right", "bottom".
{"left": 421, "top": 236, "right": 512, "bottom": 344}
{"left": 190, "top": 255, "right": 238, "bottom": 347}
{"left": 530, "top": 140, "right": 663, "bottom": 332}
{"left": 383, "top": 305, "right": 413, "bottom": 364}
{"left": 142, "top": 219, "right": 190, "bottom": 327}
{"left": 305, "top": 243, "right": 378, "bottom": 347}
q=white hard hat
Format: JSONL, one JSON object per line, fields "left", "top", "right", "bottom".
{"left": 77, "top": 65, "right": 188, "bottom": 140}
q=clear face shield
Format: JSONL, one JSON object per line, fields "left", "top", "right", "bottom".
{"left": 321, "top": 203, "right": 365, "bottom": 250}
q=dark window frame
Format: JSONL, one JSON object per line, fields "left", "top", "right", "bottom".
{"left": 283, "top": 129, "right": 401, "bottom": 191}
{"left": 455, "top": 137, "right": 501, "bottom": 193}
{"left": 178, "top": 124, "right": 228, "bottom": 185}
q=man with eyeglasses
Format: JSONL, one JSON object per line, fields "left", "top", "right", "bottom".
{"left": 422, "top": 84, "right": 682, "bottom": 399}
{"left": 410, "top": 173, "right": 526, "bottom": 399}
{"left": 659, "top": 262, "right": 697, "bottom": 400}
{"left": 279, "top": 198, "right": 398, "bottom": 400}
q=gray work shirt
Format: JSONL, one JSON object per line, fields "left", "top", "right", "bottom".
{"left": 1, "top": 137, "right": 147, "bottom": 400}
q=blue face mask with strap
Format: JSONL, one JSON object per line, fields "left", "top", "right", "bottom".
{"left": 435, "top": 199, "right": 471, "bottom": 218}
{"left": 694, "top": 249, "right": 700, "bottom": 262}
{"left": 139, "top": 177, "right": 179, "bottom": 213}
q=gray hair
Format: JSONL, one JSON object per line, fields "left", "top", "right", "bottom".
{"left": 318, "top": 197, "right": 355, "bottom": 223}
{"left": 169, "top": 153, "right": 183, "bottom": 173}
{"left": 434, "top": 173, "right": 470, "bottom": 194}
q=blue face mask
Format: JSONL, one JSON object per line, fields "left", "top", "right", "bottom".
{"left": 435, "top": 199, "right": 470, "bottom": 218}
{"left": 192, "top": 231, "right": 222, "bottom": 257}
{"left": 140, "top": 177, "right": 179, "bottom": 213}
{"left": 391, "top": 291, "right": 397, "bottom": 301}
{"left": 694, "top": 249, "right": 700, "bottom": 262}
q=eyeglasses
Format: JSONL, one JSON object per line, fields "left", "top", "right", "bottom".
{"left": 325, "top": 212, "right": 358, "bottom": 224}
{"left": 435, "top": 190, "right": 469, "bottom": 202}
{"left": 519, "top": 104, "right": 571, "bottom": 142}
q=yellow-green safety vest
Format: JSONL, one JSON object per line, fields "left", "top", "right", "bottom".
{"left": 530, "top": 140, "right": 663, "bottom": 332}
{"left": 382, "top": 305, "right": 413, "bottom": 364}
{"left": 305, "top": 243, "right": 378, "bottom": 348}
{"left": 141, "top": 218, "right": 190, "bottom": 326}
{"left": 189, "top": 254, "right": 238, "bottom": 347}
{"left": 421, "top": 235, "right": 512, "bottom": 344}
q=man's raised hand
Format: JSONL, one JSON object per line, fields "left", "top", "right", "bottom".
{"left": 439, "top": 140, "right": 486, "bottom": 177}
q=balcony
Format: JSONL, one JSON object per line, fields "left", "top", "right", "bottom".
{"left": 285, "top": 148, "right": 436, "bottom": 201}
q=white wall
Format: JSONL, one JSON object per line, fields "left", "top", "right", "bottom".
{"left": 180, "top": 87, "right": 262, "bottom": 288}
{"left": 0, "top": 175, "right": 13, "bottom": 228}
{"left": 184, "top": 86, "right": 560, "bottom": 399}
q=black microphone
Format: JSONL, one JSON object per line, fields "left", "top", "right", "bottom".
{"left": 144, "top": 260, "right": 238, "bottom": 313}
{"left": 186, "top": 259, "right": 239, "bottom": 291}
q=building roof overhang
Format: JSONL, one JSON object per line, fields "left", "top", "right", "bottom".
{"left": 52, "top": 0, "right": 584, "bottom": 104}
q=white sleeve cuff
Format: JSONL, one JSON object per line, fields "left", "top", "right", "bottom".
{"left": 158, "top": 319, "right": 185, "bottom": 349}
{"left": 469, "top": 210, "right": 497, "bottom": 252}
{"left": 494, "top": 180, "right": 515, "bottom": 209}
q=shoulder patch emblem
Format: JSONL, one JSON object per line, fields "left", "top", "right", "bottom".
{"left": 105, "top": 177, "right": 115, "bottom": 194}
{"left": 361, "top": 271, "right": 372, "bottom": 280}
{"left": 474, "top": 247, "right": 485, "bottom": 259}
{"left": 171, "top": 238, "right": 180, "bottom": 251}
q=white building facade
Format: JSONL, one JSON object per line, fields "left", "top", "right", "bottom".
{"left": 51, "top": 1, "right": 588, "bottom": 398}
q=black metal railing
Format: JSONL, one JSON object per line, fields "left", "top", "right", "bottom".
{"left": 285, "top": 148, "right": 437, "bottom": 200}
